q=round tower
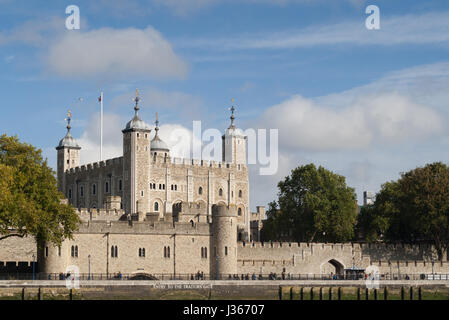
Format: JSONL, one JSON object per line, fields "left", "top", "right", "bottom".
{"left": 212, "top": 204, "right": 237, "bottom": 279}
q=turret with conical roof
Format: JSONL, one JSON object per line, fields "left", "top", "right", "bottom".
{"left": 56, "top": 110, "right": 81, "bottom": 195}
{"left": 150, "top": 112, "right": 170, "bottom": 153}
{"left": 222, "top": 99, "right": 246, "bottom": 164}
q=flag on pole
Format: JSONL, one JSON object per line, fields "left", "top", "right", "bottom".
{"left": 99, "top": 91, "right": 104, "bottom": 161}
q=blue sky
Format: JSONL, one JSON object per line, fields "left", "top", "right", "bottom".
{"left": 1, "top": 0, "right": 449, "bottom": 210}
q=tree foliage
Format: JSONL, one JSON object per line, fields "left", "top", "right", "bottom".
{"left": 0, "top": 134, "right": 79, "bottom": 246}
{"left": 261, "top": 164, "right": 357, "bottom": 243}
{"left": 358, "top": 162, "right": 449, "bottom": 258}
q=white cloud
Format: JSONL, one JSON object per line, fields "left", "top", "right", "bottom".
{"left": 259, "top": 93, "right": 444, "bottom": 152}
{"left": 154, "top": 0, "right": 364, "bottom": 15}
{"left": 75, "top": 112, "right": 201, "bottom": 165}
{"left": 178, "top": 11, "right": 449, "bottom": 49}
{"left": 0, "top": 17, "right": 64, "bottom": 47}
{"left": 77, "top": 113, "right": 124, "bottom": 165}
{"left": 46, "top": 26, "right": 188, "bottom": 78}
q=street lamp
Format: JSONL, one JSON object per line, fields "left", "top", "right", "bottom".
{"left": 88, "top": 254, "right": 91, "bottom": 280}
{"left": 432, "top": 258, "right": 435, "bottom": 277}
{"left": 32, "top": 254, "right": 35, "bottom": 280}
{"left": 215, "top": 254, "right": 219, "bottom": 280}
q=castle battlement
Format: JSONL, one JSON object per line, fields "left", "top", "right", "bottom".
{"left": 76, "top": 207, "right": 125, "bottom": 222}
{"left": 76, "top": 219, "right": 211, "bottom": 235}
{"left": 170, "top": 157, "right": 247, "bottom": 170}
{"left": 66, "top": 157, "right": 123, "bottom": 174}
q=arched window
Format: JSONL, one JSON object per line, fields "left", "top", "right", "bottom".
{"left": 238, "top": 208, "right": 242, "bottom": 216}
{"left": 198, "top": 187, "right": 203, "bottom": 195}
{"left": 154, "top": 202, "right": 159, "bottom": 212}
{"left": 111, "top": 246, "right": 118, "bottom": 258}
{"left": 139, "top": 248, "right": 141, "bottom": 257}
{"left": 164, "top": 246, "right": 170, "bottom": 258}
{"left": 80, "top": 186, "right": 84, "bottom": 197}
{"left": 105, "top": 182, "right": 109, "bottom": 193}
{"left": 219, "top": 188, "right": 223, "bottom": 196}
{"left": 119, "top": 180, "right": 122, "bottom": 191}
{"left": 92, "top": 184, "right": 96, "bottom": 195}
{"left": 239, "top": 190, "right": 242, "bottom": 198}
{"left": 142, "top": 248, "right": 145, "bottom": 257}
{"left": 201, "top": 247, "right": 207, "bottom": 259}
{"left": 68, "top": 189, "right": 72, "bottom": 199}
{"left": 225, "top": 246, "right": 228, "bottom": 256}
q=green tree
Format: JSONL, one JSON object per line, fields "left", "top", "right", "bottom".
{"left": 0, "top": 134, "right": 79, "bottom": 246}
{"left": 361, "top": 162, "right": 449, "bottom": 258}
{"left": 261, "top": 164, "right": 357, "bottom": 243}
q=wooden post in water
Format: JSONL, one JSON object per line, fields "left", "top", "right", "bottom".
{"left": 357, "top": 287, "right": 361, "bottom": 300}
{"left": 401, "top": 287, "right": 405, "bottom": 300}
{"left": 69, "top": 288, "right": 73, "bottom": 300}
{"left": 319, "top": 287, "right": 323, "bottom": 300}
{"left": 310, "top": 287, "right": 314, "bottom": 300}
{"left": 290, "top": 287, "right": 294, "bottom": 300}
{"left": 279, "top": 286, "right": 282, "bottom": 300}
{"left": 337, "top": 287, "right": 342, "bottom": 300}
{"left": 410, "top": 287, "right": 413, "bottom": 300}
{"left": 418, "top": 287, "right": 422, "bottom": 300}
{"left": 37, "top": 287, "right": 42, "bottom": 300}
{"left": 300, "top": 287, "right": 304, "bottom": 300}
{"left": 384, "top": 287, "right": 388, "bottom": 300}
{"left": 329, "top": 287, "right": 332, "bottom": 300}
{"left": 374, "top": 288, "right": 378, "bottom": 300}
{"left": 365, "top": 288, "right": 369, "bottom": 300}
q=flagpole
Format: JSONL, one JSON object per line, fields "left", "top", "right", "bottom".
{"left": 100, "top": 91, "right": 103, "bottom": 161}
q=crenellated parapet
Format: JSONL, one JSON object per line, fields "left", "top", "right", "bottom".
{"left": 75, "top": 219, "right": 211, "bottom": 235}
{"left": 170, "top": 157, "right": 247, "bottom": 171}
{"left": 76, "top": 207, "right": 125, "bottom": 222}
{"left": 66, "top": 157, "right": 123, "bottom": 175}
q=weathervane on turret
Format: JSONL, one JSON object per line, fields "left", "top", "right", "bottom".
{"left": 65, "top": 109, "right": 72, "bottom": 133}
{"left": 229, "top": 98, "right": 236, "bottom": 128}
{"left": 134, "top": 88, "right": 140, "bottom": 115}
{"left": 154, "top": 112, "right": 160, "bottom": 136}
